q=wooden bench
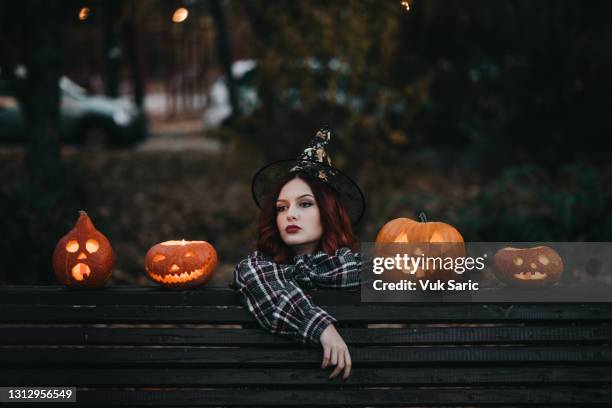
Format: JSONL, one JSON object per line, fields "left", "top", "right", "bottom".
{"left": 1, "top": 286, "right": 612, "bottom": 407}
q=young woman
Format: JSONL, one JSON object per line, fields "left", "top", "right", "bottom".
{"left": 232, "top": 128, "right": 366, "bottom": 381}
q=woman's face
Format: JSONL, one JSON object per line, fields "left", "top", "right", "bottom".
{"left": 276, "top": 177, "right": 323, "bottom": 255}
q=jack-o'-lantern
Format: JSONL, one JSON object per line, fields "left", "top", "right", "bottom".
{"left": 53, "top": 210, "right": 115, "bottom": 288}
{"left": 375, "top": 212, "right": 465, "bottom": 281}
{"left": 145, "top": 240, "right": 217, "bottom": 290}
{"left": 493, "top": 246, "right": 563, "bottom": 288}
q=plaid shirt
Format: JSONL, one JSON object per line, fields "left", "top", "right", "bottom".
{"left": 232, "top": 247, "right": 362, "bottom": 346}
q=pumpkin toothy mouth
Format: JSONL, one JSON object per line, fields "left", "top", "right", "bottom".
{"left": 147, "top": 267, "right": 206, "bottom": 284}
{"left": 71, "top": 263, "right": 91, "bottom": 281}
{"left": 513, "top": 271, "right": 548, "bottom": 280}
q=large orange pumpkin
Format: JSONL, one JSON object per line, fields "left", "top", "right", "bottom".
{"left": 375, "top": 213, "right": 464, "bottom": 244}
{"left": 375, "top": 212, "right": 465, "bottom": 281}
{"left": 145, "top": 240, "right": 217, "bottom": 290}
{"left": 53, "top": 210, "right": 115, "bottom": 288}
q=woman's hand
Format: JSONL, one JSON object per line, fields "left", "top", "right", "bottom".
{"left": 319, "top": 324, "right": 352, "bottom": 380}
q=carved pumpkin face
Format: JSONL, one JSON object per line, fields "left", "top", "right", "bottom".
{"left": 145, "top": 240, "right": 217, "bottom": 290}
{"left": 375, "top": 213, "right": 465, "bottom": 281}
{"left": 53, "top": 211, "right": 115, "bottom": 288}
{"left": 493, "top": 246, "right": 563, "bottom": 288}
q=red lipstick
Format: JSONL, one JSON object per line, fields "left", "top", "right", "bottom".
{"left": 285, "top": 225, "right": 301, "bottom": 234}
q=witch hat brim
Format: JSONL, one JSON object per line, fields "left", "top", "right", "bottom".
{"left": 251, "top": 158, "right": 366, "bottom": 225}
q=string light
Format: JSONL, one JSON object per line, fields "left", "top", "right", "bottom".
{"left": 172, "top": 7, "right": 189, "bottom": 23}
{"left": 78, "top": 7, "right": 90, "bottom": 21}
{"left": 401, "top": 1, "right": 410, "bottom": 11}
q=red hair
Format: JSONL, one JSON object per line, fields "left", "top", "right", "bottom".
{"left": 257, "top": 173, "right": 358, "bottom": 264}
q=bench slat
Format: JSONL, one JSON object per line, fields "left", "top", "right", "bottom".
{"left": 3, "top": 366, "right": 612, "bottom": 386}
{"left": 2, "top": 304, "right": 612, "bottom": 323}
{"left": 37, "top": 387, "right": 612, "bottom": 406}
{"left": 2, "top": 286, "right": 612, "bottom": 305}
{"left": 0, "top": 286, "right": 358, "bottom": 306}
{"left": 0, "top": 286, "right": 241, "bottom": 305}
{"left": 1, "top": 325, "right": 611, "bottom": 346}
{"left": 2, "top": 345, "right": 611, "bottom": 366}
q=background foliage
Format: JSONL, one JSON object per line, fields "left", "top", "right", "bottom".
{"left": 0, "top": 0, "right": 610, "bottom": 285}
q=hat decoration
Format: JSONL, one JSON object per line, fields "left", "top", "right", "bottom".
{"left": 251, "top": 127, "right": 365, "bottom": 224}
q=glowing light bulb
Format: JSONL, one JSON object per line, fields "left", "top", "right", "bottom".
{"left": 401, "top": 1, "right": 410, "bottom": 11}
{"left": 79, "top": 7, "right": 90, "bottom": 21}
{"left": 172, "top": 8, "right": 189, "bottom": 23}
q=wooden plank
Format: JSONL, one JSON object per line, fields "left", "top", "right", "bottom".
{"left": 2, "top": 346, "right": 611, "bottom": 366}
{"left": 2, "top": 304, "right": 612, "bottom": 323}
{"left": 45, "top": 387, "right": 612, "bottom": 406}
{"left": 3, "top": 286, "right": 612, "bottom": 305}
{"left": 0, "top": 305, "right": 250, "bottom": 323}
{"left": 3, "top": 366, "right": 612, "bottom": 387}
{"left": 319, "top": 325, "right": 612, "bottom": 345}
{"left": 2, "top": 325, "right": 611, "bottom": 346}
{"left": 0, "top": 286, "right": 359, "bottom": 306}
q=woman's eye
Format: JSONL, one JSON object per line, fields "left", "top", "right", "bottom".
{"left": 276, "top": 206, "right": 286, "bottom": 212}
{"left": 300, "top": 202, "right": 313, "bottom": 208}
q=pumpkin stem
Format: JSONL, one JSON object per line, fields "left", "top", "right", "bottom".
{"left": 418, "top": 212, "right": 428, "bottom": 223}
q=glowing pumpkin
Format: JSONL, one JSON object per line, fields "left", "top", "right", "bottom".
{"left": 53, "top": 210, "right": 115, "bottom": 288}
{"left": 375, "top": 212, "right": 465, "bottom": 281}
{"left": 493, "top": 246, "right": 563, "bottom": 288}
{"left": 145, "top": 240, "right": 217, "bottom": 290}
{"left": 375, "top": 212, "right": 464, "bottom": 244}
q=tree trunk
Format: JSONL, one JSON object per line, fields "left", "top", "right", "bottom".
{"left": 104, "top": 0, "right": 124, "bottom": 98}
{"left": 0, "top": 0, "right": 67, "bottom": 284}
{"left": 210, "top": 0, "right": 240, "bottom": 119}
{"left": 123, "top": 0, "right": 146, "bottom": 108}
{"left": 12, "top": 2, "right": 63, "bottom": 193}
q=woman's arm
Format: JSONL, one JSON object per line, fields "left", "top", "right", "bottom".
{"left": 233, "top": 253, "right": 336, "bottom": 346}
{"left": 293, "top": 247, "right": 362, "bottom": 289}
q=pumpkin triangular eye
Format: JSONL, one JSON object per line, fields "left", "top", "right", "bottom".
{"left": 184, "top": 251, "right": 196, "bottom": 257}
{"left": 393, "top": 233, "right": 409, "bottom": 243}
{"left": 429, "top": 232, "right": 444, "bottom": 242}
{"left": 153, "top": 254, "right": 166, "bottom": 262}
{"left": 86, "top": 239, "right": 99, "bottom": 253}
{"left": 66, "top": 240, "right": 79, "bottom": 253}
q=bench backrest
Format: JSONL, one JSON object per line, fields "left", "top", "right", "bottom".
{"left": 1, "top": 286, "right": 611, "bottom": 407}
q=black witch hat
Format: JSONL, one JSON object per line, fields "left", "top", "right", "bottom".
{"left": 251, "top": 127, "right": 366, "bottom": 224}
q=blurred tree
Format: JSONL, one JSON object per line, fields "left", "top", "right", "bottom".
{"left": 235, "top": 0, "right": 405, "bottom": 164}
{"left": 229, "top": 0, "right": 612, "bottom": 173}
{"left": 123, "top": 0, "right": 146, "bottom": 108}
{"left": 0, "top": 0, "right": 65, "bottom": 189}
{"left": 0, "top": 0, "right": 77, "bottom": 284}
{"left": 210, "top": 0, "right": 240, "bottom": 119}
{"left": 103, "top": 0, "right": 124, "bottom": 98}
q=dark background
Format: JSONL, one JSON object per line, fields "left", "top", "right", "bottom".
{"left": 1, "top": 0, "right": 610, "bottom": 285}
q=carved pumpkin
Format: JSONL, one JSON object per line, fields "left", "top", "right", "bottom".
{"left": 493, "top": 246, "right": 563, "bottom": 288}
{"left": 145, "top": 240, "right": 217, "bottom": 290}
{"left": 375, "top": 212, "right": 465, "bottom": 281}
{"left": 53, "top": 210, "right": 115, "bottom": 288}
